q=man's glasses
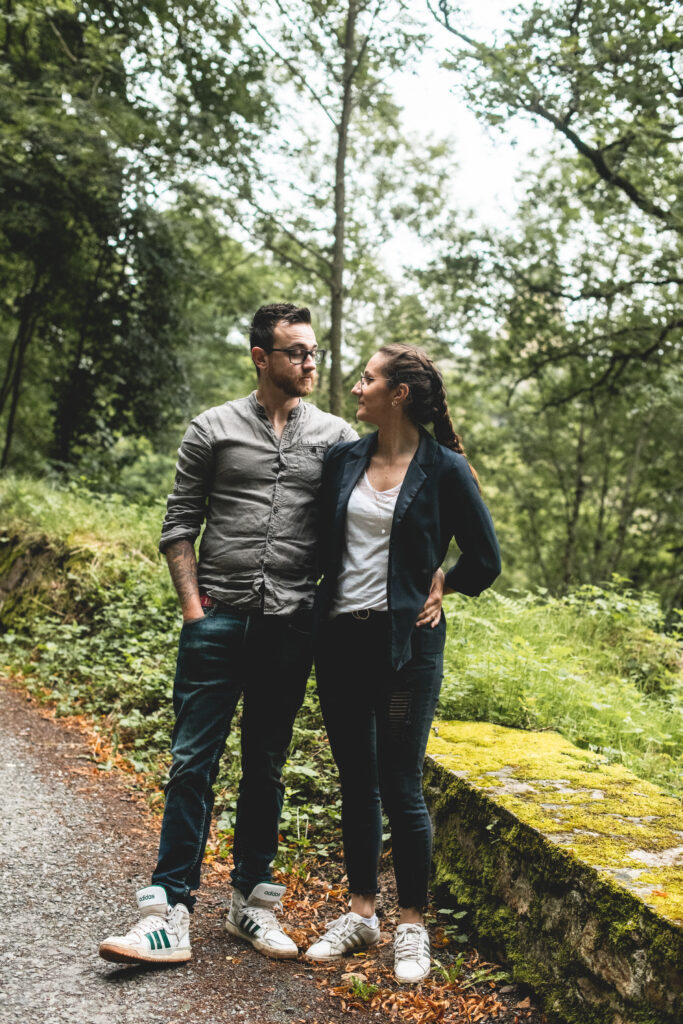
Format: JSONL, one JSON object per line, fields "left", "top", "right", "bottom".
{"left": 271, "top": 347, "right": 327, "bottom": 365}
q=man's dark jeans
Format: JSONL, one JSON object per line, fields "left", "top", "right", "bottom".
{"left": 315, "top": 612, "right": 445, "bottom": 910}
{"left": 152, "top": 606, "right": 312, "bottom": 910}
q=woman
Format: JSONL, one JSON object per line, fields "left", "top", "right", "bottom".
{"left": 305, "top": 344, "right": 501, "bottom": 983}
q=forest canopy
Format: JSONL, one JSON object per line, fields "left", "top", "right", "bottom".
{"left": 1, "top": 0, "right": 681, "bottom": 608}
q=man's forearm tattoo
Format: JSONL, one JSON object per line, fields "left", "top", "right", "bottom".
{"left": 166, "top": 540, "right": 200, "bottom": 609}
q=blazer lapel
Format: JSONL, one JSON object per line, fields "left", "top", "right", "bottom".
{"left": 393, "top": 460, "right": 426, "bottom": 526}
{"left": 332, "top": 432, "right": 377, "bottom": 534}
{"left": 393, "top": 428, "right": 437, "bottom": 526}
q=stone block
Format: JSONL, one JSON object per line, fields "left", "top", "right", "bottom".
{"left": 425, "top": 721, "right": 682, "bottom": 1024}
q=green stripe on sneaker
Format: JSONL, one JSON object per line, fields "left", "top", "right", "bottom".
{"left": 146, "top": 932, "right": 155, "bottom": 950}
{"left": 159, "top": 929, "right": 171, "bottom": 949}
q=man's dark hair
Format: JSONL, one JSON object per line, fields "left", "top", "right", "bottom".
{"left": 249, "top": 303, "right": 311, "bottom": 354}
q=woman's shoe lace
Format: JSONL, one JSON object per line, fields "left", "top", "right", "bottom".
{"left": 395, "top": 924, "right": 426, "bottom": 959}
{"left": 324, "top": 913, "right": 360, "bottom": 939}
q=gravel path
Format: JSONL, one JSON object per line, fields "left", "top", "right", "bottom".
{"left": 0, "top": 681, "right": 345, "bottom": 1024}
{"left": 0, "top": 680, "right": 545, "bottom": 1024}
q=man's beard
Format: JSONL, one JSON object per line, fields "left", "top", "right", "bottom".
{"left": 270, "top": 367, "right": 316, "bottom": 397}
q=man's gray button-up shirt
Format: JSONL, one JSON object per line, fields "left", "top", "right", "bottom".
{"left": 159, "top": 392, "right": 358, "bottom": 614}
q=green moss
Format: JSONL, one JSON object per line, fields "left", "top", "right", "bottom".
{"left": 0, "top": 539, "right": 24, "bottom": 578}
{"left": 428, "top": 722, "right": 683, "bottom": 925}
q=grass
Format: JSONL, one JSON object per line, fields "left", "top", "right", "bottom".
{"left": 0, "top": 472, "right": 165, "bottom": 557}
{"left": 439, "top": 587, "right": 683, "bottom": 796}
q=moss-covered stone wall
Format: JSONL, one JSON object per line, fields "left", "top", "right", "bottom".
{"left": 424, "top": 722, "right": 682, "bottom": 1024}
{"left": 0, "top": 534, "right": 67, "bottom": 629}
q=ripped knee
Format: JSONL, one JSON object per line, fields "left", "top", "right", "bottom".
{"left": 387, "top": 689, "right": 413, "bottom": 740}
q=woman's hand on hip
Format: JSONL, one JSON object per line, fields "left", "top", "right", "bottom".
{"left": 415, "top": 568, "right": 444, "bottom": 628}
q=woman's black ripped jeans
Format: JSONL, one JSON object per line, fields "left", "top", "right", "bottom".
{"left": 315, "top": 612, "right": 445, "bottom": 909}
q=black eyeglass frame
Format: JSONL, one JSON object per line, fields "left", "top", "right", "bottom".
{"left": 270, "top": 347, "right": 327, "bottom": 365}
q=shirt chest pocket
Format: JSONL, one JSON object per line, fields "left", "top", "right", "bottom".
{"left": 287, "top": 443, "right": 327, "bottom": 487}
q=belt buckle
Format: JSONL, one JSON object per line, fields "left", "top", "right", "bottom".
{"left": 351, "top": 609, "right": 370, "bottom": 621}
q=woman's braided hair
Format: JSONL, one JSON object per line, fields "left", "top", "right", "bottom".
{"left": 378, "top": 343, "right": 481, "bottom": 491}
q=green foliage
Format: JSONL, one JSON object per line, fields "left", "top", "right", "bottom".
{"left": 438, "top": 0, "right": 682, "bottom": 236}
{"left": 461, "top": 965, "right": 511, "bottom": 990}
{"left": 349, "top": 977, "right": 379, "bottom": 1001}
{"left": 435, "top": 907, "right": 469, "bottom": 947}
{"left": 433, "top": 952, "right": 466, "bottom": 983}
{"left": 420, "top": 0, "right": 683, "bottom": 610}
{"left": 0, "top": 0, "right": 272, "bottom": 471}
{"left": 0, "top": 473, "right": 165, "bottom": 555}
{"left": 416, "top": 183, "right": 683, "bottom": 606}
{"left": 462, "top": 357, "right": 681, "bottom": 608}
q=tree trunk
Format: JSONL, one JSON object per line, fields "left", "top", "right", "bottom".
{"left": 561, "top": 415, "right": 586, "bottom": 590}
{"left": 1, "top": 306, "right": 40, "bottom": 468}
{"left": 604, "top": 418, "right": 651, "bottom": 578}
{"left": 328, "top": 0, "right": 358, "bottom": 416}
{"left": 0, "top": 329, "right": 21, "bottom": 419}
{"left": 0, "top": 266, "right": 43, "bottom": 467}
{"left": 512, "top": 484, "right": 551, "bottom": 589}
{"left": 52, "top": 247, "right": 109, "bottom": 463}
{"left": 592, "top": 441, "right": 611, "bottom": 581}
{"left": 0, "top": 265, "right": 42, "bottom": 418}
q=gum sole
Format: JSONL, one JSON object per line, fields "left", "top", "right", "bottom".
{"left": 98, "top": 943, "right": 191, "bottom": 965}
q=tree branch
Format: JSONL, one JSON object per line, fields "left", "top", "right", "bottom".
{"left": 514, "top": 270, "right": 683, "bottom": 303}
{"left": 246, "top": 228, "right": 330, "bottom": 282}
{"left": 506, "top": 318, "right": 682, "bottom": 402}
{"left": 536, "top": 319, "right": 683, "bottom": 408}
{"left": 47, "top": 17, "right": 78, "bottom": 64}
{"left": 249, "top": 199, "right": 334, "bottom": 271}
{"left": 233, "top": 1, "right": 337, "bottom": 127}
{"left": 523, "top": 98, "right": 682, "bottom": 232}
{"left": 431, "top": 2, "right": 682, "bottom": 233}
{"left": 567, "top": 0, "right": 584, "bottom": 37}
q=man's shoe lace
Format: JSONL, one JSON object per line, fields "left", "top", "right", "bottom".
{"left": 124, "top": 913, "right": 168, "bottom": 943}
{"left": 243, "top": 902, "right": 281, "bottom": 930}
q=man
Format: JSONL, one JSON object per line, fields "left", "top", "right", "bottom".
{"left": 99, "top": 303, "right": 358, "bottom": 965}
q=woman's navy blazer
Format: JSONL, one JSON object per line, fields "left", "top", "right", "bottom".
{"left": 314, "top": 427, "right": 501, "bottom": 671}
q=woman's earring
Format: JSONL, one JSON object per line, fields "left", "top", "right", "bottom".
{"left": 392, "top": 399, "right": 398, "bottom": 407}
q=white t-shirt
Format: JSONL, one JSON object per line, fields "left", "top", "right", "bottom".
{"left": 331, "top": 472, "right": 401, "bottom": 616}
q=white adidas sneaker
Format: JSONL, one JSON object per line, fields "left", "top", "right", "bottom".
{"left": 394, "top": 922, "right": 431, "bottom": 983}
{"left": 99, "top": 885, "right": 191, "bottom": 965}
{"left": 225, "top": 882, "right": 298, "bottom": 959}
